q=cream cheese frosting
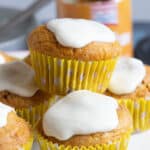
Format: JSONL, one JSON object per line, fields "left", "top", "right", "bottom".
{"left": 47, "top": 18, "right": 116, "bottom": 48}
{"left": 43, "top": 90, "right": 119, "bottom": 141}
{"left": 0, "top": 61, "right": 38, "bottom": 97}
{"left": 108, "top": 57, "right": 146, "bottom": 95}
{"left": 0, "top": 102, "right": 14, "bottom": 128}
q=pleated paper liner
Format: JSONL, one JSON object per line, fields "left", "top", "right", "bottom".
{"left": 37, "top": 131, "right": 131, "bottom": 150}
{"left": 22, "top": 136, "right": 34, "bottom": 150}
{"left": 16, "top": 96, "right": 55, "bottom": 127}
{"left": 119, "top": 98, "right": 150, "bottom": 132}
{"left": 31, "top": 50, "right": 117, "bottom": 95}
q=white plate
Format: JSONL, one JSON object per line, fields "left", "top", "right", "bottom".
{"left": 6, "top": 50, "right": 29, "bottom": 58}
{"left": 6, "top": 51, "right": 150, "bottom": 150}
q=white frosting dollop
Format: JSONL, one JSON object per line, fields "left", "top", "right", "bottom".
{"left": 0, "top": 102, "right": 14, "bottom": 128}
{"left": 0, "top": 55, "right": 6, "bottom": 64}
{"left": 47, "top": 18, "right": 116, "bottom": 48}
{"left": 0, "top": 61, "right": 38, "bottom": 97}
{"left": 43, "top": 90, "right": 119, "bottom": 141}
{"left": 108, "top": 57, "right": 146, "bottom": 95}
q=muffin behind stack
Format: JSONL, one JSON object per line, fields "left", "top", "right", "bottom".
{"left": 106, "top": 57, "right": 150, "bottom": 132}
{"left": 0, "top": 56, "right": 54, "bottom": 126}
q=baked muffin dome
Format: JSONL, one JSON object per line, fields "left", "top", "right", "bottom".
{"left": 106, "top": 65, "right": 150, "bottom": 99}
{"left": 28, "top": 25, "right": 121, "bottom": 61}
{"left": 0, "top": 52, "right": 50, "bottom": 108}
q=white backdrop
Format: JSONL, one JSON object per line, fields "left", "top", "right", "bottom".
{"left": 0, "top": 0, "right": 56, "bottom": 24}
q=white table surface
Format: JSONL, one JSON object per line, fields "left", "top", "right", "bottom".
{"left": 6, "top": 51, "right": 150, "bottom": 150}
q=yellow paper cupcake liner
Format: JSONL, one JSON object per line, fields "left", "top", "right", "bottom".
{"left": 22, "top": 136, "right": 34, "bottom": 150}
{"left": 16, "top": 96, "right": 55, "bottom": 127}
{"left": 119, "top": 98, "right": 150, "bottom": 132}
{"left": 37, "top": 131, "right": 131, "bottom": 150}
{"left": 30, "top": 50, "right": 117, "bottom": 95}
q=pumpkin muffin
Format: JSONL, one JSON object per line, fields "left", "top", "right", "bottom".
{"left": 105, "top": 57, "right": 150, "bottom": 132}
{"left": 28, "top": 18, "right": 121, "bottom": 95}
{"left": 0, "top": 60, "right": 53, "bottom": 126}
{"left": 37, "top": 90, "right": 132, "bottom": 150}
{"left": 0, "top": 103, "right": 33, "bottom": 150}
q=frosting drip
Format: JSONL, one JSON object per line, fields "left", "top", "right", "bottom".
{"left": 47, "top": 18, "right": 116, "bottom": 48}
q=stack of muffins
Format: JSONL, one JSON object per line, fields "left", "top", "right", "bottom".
{"left": 0, "top": 18, "right": 149, "bottom": 150}
{"left": 28, "top": 18, "right": 133, "bottom": 150}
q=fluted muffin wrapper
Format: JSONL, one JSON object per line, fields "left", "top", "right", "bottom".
{"left": 36, "top": 131, "right": 131, "bottom": 150}
{"left": 119, "top": 98, "right": 150, "bottom": 132}
{"left": 30, "top": 50, "right": 117, "bottom": 95}
{"left": 22, "top": 136, "right": 34, "bottom": 150}
{"left": 16, "top": 96, "right": 55, "bottom": 127}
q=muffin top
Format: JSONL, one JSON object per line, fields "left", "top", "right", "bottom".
{"left": 106, "top": 65, "right": 150, "bottom": 100}
{"left": 0, "top": 53, "right": 51, "bottom": 109}
{"left": 28, "top": 19, "right": 121, "bottom": 61}
{"left": 39, "top": 90, "right": 132, "bottom": 146}
{"left": 108, "top": 57, "right": 146, "bottom": 95}
{"left": 0, "top": 103, "right": 31, "bottom": 149}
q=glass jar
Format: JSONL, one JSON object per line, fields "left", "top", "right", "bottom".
{"left": 56, "top": 0, "right": 133, "bottom": 56}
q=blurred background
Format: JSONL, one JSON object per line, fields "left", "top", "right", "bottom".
{"left": 0, "top": 0, "right": 149, "bottom": 63}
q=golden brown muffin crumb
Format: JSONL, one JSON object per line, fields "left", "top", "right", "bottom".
{"left": 28, "top": 25, "right": 121, "bottom": 61}
{"left": 0, "top": 54, "right": 50, "bottom": 109}
{"left": 0, "top": 90, "right": 50, "bottom": 109}
{"left": 0, "top": 112, "right": 31, "bottom": 150}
